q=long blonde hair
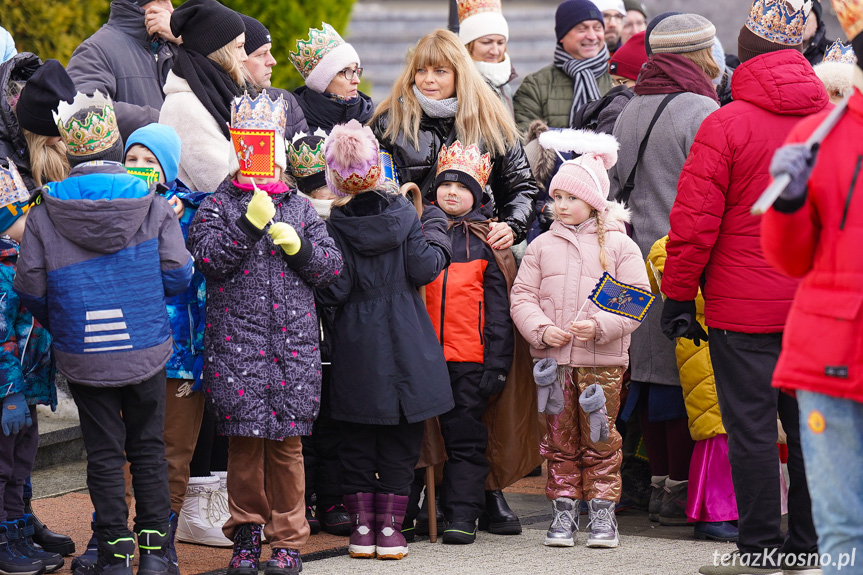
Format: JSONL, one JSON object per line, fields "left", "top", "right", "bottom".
{"left": 23, "top": 129, "right": 69, "bottom": 187}
{"left": 371, "top": 29, "right": 519, "bottom": 157}
{"left": 680, "top": 47, "right": 721, "bottom": 83}
{"left": 208, "top": 41, "right": 246, "bottom": 86}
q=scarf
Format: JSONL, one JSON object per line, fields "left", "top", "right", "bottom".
{"left": 475, "top": 54, "right": 513, "bottom": 88}
{"left": 634, "top": 54, "right": 719, "bottom": 104}
{"left": 172, "top": 46, "right": 244, "bottom": 139}
{"left": 554, "top": 44, "right": 610, "bottom": 128}
{"left": 294, "top": 86, "right": 375, "bottom": 133}
{"left": 412, "top": 85, "right": 459, "bottom": 118}
{"left": 233, "top": 180, "right": 290, "bottom": 196}
{"left": 298, "top": 191, "right": 334, "bottom": 220}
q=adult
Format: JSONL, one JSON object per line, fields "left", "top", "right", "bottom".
{"left": 513, "top": 0, "right": 613, "bottom": 131}
{"left": 620, "top": 0, "right": 648, "bottom": 45}
{"left": 1, "top": 27, "right": 16, "bottom": 64}
{"left": 593, "top": 0, "right": 627, "bottom": 54}
{"left": 802, "top": 0, "right": 830, "bottom": 66}
{"left": 660, "top": 1, "right": 827, "bottom": 572}
{"left": 458, "top": 0, "right": 517, "bottom": 115}
{"left": 289, "top": 23, "right": 374, "bottom": 134}
{"left": 158, "top": 0, "right": 247, "bottom": 193}
{"left": 66, "top": 0, "right": 180, "bottom": 141}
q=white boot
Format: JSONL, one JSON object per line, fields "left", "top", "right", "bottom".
{"left": 176, "top": 475, "right": 232, "bottom": 547}
{"left": 212, "top": 470, "right": 268, "bottom": 543}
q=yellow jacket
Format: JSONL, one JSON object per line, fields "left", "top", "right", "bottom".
{"left": 646, "top": 237, "right": 725, "bottom": 441}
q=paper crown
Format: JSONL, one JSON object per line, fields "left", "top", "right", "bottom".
{"left": 53, "top": 91, "right": 119, "bottom": 157}
{"left": 289, "top": 23, "right": 347, "bottom": 79}
{"left": 288, "top": 129, "right": 328, "bottom": 178}
{"left": 824, "top": 38, "right": 858, "bottom": 63}
{"left": 832, "top": 0, "right": 863, "bottom": 41}
{"left": 458, "top": 0, "right": 503, "bottom": 22}
{"left": 0, "top": 160, "right": 32, "bottom": 209}
{"left": 745, "top": 0, "right": 813, "bottom": 45}
{"left": 436, "top": 141, "right": 492, "bottom": 189}
{"left": 231, "top": 92, "right": 288, "bottom": 136}
{"left": 329, "top": 163, "right": 382, "bottom": 195}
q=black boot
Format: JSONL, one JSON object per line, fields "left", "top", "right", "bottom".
{"left": 0, "top": 522, "right": 44, "bottom": 575}
{"left": 414, "top": 491, "right": 444, "bottom": 537}
{"left": 73, "top": 533, "right": 135, "bottom": 575}
{"left": 400, "top": 471, "right": 424, "bottom": 542}
{"left": 23, "top": 500, "right": 74, "bottom": 557}
{"left": 136, "top": 526, "right": 176, "bottom": 575}
{"left": 70, "top": 514, "right": 97, "bottom": 572}
{"left": 165, "top": 513, "right": 178, "bottom": 570}
{"left": 10, "top": 517, "right": 63, "bottom": 573}
{"left": 478, "top": 490, "right": 521, "bottom": 535}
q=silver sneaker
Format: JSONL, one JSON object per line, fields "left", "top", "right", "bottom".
{"left": 586, "top": 499, "right": 619, "bottom": 548}
{"left": 544, "top": 498, "right": 578, "bottom": 547}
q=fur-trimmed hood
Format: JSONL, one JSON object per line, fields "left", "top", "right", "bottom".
{"left": 814, "top": 61, "right": 855, "bottom": 101}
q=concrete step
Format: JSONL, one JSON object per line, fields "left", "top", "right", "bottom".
{"left": 31, "top": 459, "right": 87, "bottom": 499}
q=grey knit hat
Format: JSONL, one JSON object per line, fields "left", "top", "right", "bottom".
{"left": 648, "top": 13, "right": 716, "bottom": 54}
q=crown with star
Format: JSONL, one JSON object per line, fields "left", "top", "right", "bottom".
{"left": 457, "top": 0, "right": 503, "bottom": 23}
{"left": 745, "top": 0, "right": 814, "bottom": 45}
{"left": 436, "top": 141, "right": 492, "bottom": 189}
{"left": 231, "top": 91, "right": 288, "bottom": 136}
{"left": 53, "top": 91, "right": 119, "bottom": 158}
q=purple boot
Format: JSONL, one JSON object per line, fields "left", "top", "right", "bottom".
{"left": 226, "top": 524, "right": 261, "bottom": 575}
{"left": 343, "top": 493, "right": 375, "bottom": 559}
{"left": 374, "top": 494, "right": 408, "bottom": 560}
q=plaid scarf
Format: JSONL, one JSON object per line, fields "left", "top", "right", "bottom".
{"left": 554, "top": 44, "right": 610, "bottom": 128}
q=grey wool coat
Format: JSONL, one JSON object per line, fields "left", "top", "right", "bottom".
{"left": 608, "top": 92, "right": 718, "bottom": 386}
{"left": 187, "top": 180, "right": 343, "bottom": 439}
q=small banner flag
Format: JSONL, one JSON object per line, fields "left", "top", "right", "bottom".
{"left": 380, "top": 149, "right": 400, "bottom": 188}
{"left": 588, "top": 272, "right": 655, "bottom": 322}
{"left": 230, "top": 128, "right": 276, "bottom": 178}
{"left": 126, "top": 166, "right": 160, "bottom": 187}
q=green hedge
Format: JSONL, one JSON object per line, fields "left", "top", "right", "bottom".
{"left": 0, "top": 0, "right": 356, "bottom": 91}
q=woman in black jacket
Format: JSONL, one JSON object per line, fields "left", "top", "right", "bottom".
{"left": 370, "top": 29, "right": 537, "bottom": 249}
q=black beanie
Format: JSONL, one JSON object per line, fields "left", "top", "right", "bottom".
{"left": 555, "top": 0, "right": 604, "bottom": 42}
{"left": 645, "top": 11, "right": 682, "bottom": 56}
{"left": 16, "top": 60, "right": 75, "bottom": 137}
{"left": 811, "top": 0, "right": 822, "bottom": 24}
{"left": 170, "top": 0, "right": 245, "bottom": 56}
{"left": 434, "top": 170, "right": 484, "bottom": 210}
{"left": 240, "top": 14, "right": 272, "bottom": 56}
{"left": 853, "top": 34, "right": 863, "bottom": 72}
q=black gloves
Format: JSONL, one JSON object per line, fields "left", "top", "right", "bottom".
{"left": 479, "top": 369, "right": 508, "bottom": 397}
{"left": 660, "top": 297, "right": 708, "bottom": 346}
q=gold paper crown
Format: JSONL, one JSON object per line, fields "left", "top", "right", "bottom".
{"left": 288, "top": 129, "right": 328, "bottom": 178}
{"left": 289, "top": 23, "right": 346, "bottom": 79}
{"left": 231, "top": 92, "right": 288, "bottom": 136}
{"left": 824, "top": 38, "right": 858, "bottom": 64}
{"left": 457, "top": 0, "right": 503, "bottom": 23}
{"left": 329, "top": 164, "right": 382, "bottom": 195}
{"left": 53, "top": 91, "right": 119, "bottom": 157}
{"left": 833, "top": 0, "right": 863, "bottom": 41}
{"left": 0, "top": 159, "right": 31, "bottom": 209}
{"left": 746, "top": 0, "right": 813, "bottom": 45}
{"left": 436, "top": 141, "right": 492, "bottom": 189}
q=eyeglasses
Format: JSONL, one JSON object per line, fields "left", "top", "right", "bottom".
{"left": 612, "top": 77, "right": 632, "bottom": 87}
{"left": 339, "top": 67, "right": 363, "bottom": 81}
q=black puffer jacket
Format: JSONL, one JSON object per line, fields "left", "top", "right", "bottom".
{"left": 293, "top": 86, "right": 374, "bottom": 134}
{"left": 371, "top": 112, "right": 537, "bottom": 244}
{"left": 0, "top": 53, "right": 41, "bottom": 190}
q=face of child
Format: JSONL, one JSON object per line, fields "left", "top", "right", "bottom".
{"left": 2, "top": 214, "right": 27, "bottom": 244}
{"left": 552, "top": 189, "right": 592, "bottom": 226}
{"left": 436, "top": 181, "right": 474, "bottom": 217}
{"left": 124, "top": 144, "right": 166, "bottom": 184}
{"left": 236, "top": 166, "right": 283, "bottom": 186}
{"left": 310, "top": 186, "right": 337, "bottom": 201}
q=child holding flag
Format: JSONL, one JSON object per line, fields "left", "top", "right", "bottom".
{"left": 510, "top": 129, "right": 650, "bottom": 549}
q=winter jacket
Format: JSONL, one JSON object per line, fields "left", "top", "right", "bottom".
{"left": 662, "top": 50, "right": 829, "bottom": 332}
{"left": 572, "top": 84, "right": 634, "bottom": 135}
{"left": 513, "top": 63, "right": 613, "bottom": 132}
{"left": 647, "top": 237, "right": 724, "bottom": 441}
{"left": 0, "top": 239, "right": 56, "bottom": 409}
{"left": 371, "top": 112, "right": 537, "bottom": 244}
{"left": 0, "top": 53, "right": 42, "bottom": 190}
{"left": 316, "top": 191, "right": 454, "bottom": 425}
{"left": 66, "top": 0, "right": 176, "bottom": 140}
{"left": 187, "top": 179, "right": 341, "bottom": 438}
{"left": 609, "top": 90, "right": 718, "bottom": 387}
{"left": 510, "top": 203, "right": 649, "bottom": 368}
{"left": 425, "top": 201, "right": 513, "bottom": 372}
{"left": 761, "top": 88, "right": 863, "bottom": 404}
{"left": 13, "top": 163, "right": 194, "bottom": 387}
{"left": 292, "top": 86, "right": 374, "bottom": 134}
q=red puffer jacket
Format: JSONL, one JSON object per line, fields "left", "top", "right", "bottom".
{"left": 662, "top": 50, "right": 829, "bottom": 332}
{"left": 762, "top": 89, "right": 863, "bottom": 403}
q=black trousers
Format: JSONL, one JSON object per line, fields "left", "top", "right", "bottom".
{"left": 439, "top": 363, "right": 488, "bottom": 523}
{"left": 303, "top": 364, "right": 343, "bottom": 507}
{"left": 69, "top": 370, "right": 170, "bottom": 540}
{"left": 708, "top": 329, "right": 818, "bottom": 559}
{"left": 0, "top": 406, "right": 38, "bottom": 522}
{"left": 339, "top": 418, "right": 424, "bottom": 496}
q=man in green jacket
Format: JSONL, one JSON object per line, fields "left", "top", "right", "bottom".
{"left": 513, "top": 0, "right": 613, "bottom": 132}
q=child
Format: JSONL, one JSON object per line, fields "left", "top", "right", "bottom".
{"left": 186, "top": 92, "right": 342, "bottom": 575}
{"left": 315, "top": 119, "right": 453, "bottom": 561}
{"left": 510, "top": 130, "right": 649, "bottom": 549}
{"left": 13, "top": 91, "right": 194, "bottom": 575}
{"left": 423, "top": 141, "right": 514, "bottom": 544}
{"left": 0, "top": 161, "right": 63, "bottom": 575}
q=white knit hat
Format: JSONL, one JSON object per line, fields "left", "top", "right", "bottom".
{"left": 289, "top": 23, "right": 361, "bottom": 93}
{"left": 591, "top": 0, "right": 626, "bottom": 16}
{"left": 458, "top": 0, "right": 509, "bottom": 44}
{"left": 540, "top": 129, "right": 619, "bottom": 215}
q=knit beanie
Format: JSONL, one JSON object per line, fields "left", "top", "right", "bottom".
{"left": 433, "top": 141, "right": 492, "bottom": 210}
{"left": 124, "top": 123, "right": 182, "bottom": 183}
{"left": 556, "top": 0, "right": 605, "bottom": 42}
{"left": 0, "top": 160, "right": 32, "bottom": 234}
{"left": 290, "top": 23, "right": 361, "bottom": 93}
{"left": 540, "top": 129, "right": 619, "bottom": 214}
{"left": 623, "top": 0, "right": 647, "bottom": 18}
{"left": 592, "top": 0, "right": 626, "bottom": 17}
{"left": 609, "top": 31, "right": 648, "bottom": 80}
{"left": 54, "top": 91, "right": 124, "bottom": 167}
{"left": 649, "top": 14, "right": 716, "bottom": 54}
{"left": 16, "top": 60, "right": 76, "bottom": 137}
{"left": 324, "top": 119, "right": 383, "bottom": 197}
{"left": 288, "top": 133, "right": 328, "bottom": 195}
{"left": 737, "top": 0, "right": 812, "bottom": 63}
{"left": 458, "top": 0, "right": 510, "bottom": 44}
{"left": 170, "top": 0, "right": 245, "bottom": 56}
{"left": 240, "top": 14, "right": 272, "bottom": 56}
{"left": 645, "top": 11, "right": 682, "bottom": 56}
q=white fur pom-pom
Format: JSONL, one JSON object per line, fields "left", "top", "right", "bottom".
{"left": 538, "top": 128, "right": 619, "bottom": 170}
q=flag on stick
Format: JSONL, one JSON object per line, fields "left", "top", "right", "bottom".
{"left": 588, "top": 272, "right": 655, "bottom": 322}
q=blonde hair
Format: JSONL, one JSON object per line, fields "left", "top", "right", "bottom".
{"left": 371, "top": 29, "right": 519, "bottom": 157}
{"left": 680, "top": 47, "right": 721, "bottom": 83}
{"left": 594, "top": 209, "right": 609, "bottom": 271}
{"left": 208, "top": 41, "right": 246, "bottom": 86}
{"left": 23, "top": 129, "right": 69, "bottom": 187}
{"left": 465, "top": 40, "right": 507, "bottom": 63}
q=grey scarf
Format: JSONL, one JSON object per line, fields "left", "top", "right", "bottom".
{"left": 412, "top": 85, "right": 459, "bottom": 118}
{"left": 553, "top": 44, "right": 609, "bottom": 127}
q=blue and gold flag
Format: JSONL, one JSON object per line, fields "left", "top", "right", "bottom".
{"left": 588, "top": 272, "right": 655, "bottom": 322}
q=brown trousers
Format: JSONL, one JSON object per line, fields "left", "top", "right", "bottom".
{"left": 164, "top": 378, "right": 206, "bottom": 513}
{"left": 223, "top": 436, "right": 309, "bottom": 549}
{"left": 541, "top": 366, "right": 623, "bottom": 502}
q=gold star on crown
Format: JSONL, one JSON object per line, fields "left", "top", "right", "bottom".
{"left": 231, "top": 92, "right": 288, "bottom": 136}
{"left": 436, "top": 141, "right": 492, "bottom": 189}
{"left": 833, "top": 0, "right": 863, "bottom": 42}
{"left": 457, "top": 0, "right": 503, "bottom": 23}
{"left": 53, "top": 91, "right": 119, "bottom": 157}
{"left": 746, "top": 0, "right": 813, "bottom": 45}
{"left": 289, "top": 23, "right": 346, "bottom": 79}
{"left": 824, "top": 38, "right": 858, "bottom": 64}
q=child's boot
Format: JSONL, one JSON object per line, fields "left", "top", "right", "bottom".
{"left": 226, "top": 524, "right": 261, "bottom": 575}
{"left": 343, "top": 493, "right": 375, "bottom": 558}
{"left": 136, "top": 526, "right": 176, "bottom": 575}
{"left": 648, "top": 476, "right": 667, "bottom": 522}
{"left": 166, "top": 513, "right": 178, "bottom": 572}
{"left": 658, "top": 480, "right": 688, "bottom": 526}
{"left": 586, "top": 499, "right": 619, "bottom": 548}
{"left": 75, "top": 533, "right": 135, "bottom": 575}
{"left": 263, "top": 548, "right": 302, "bottom": 575}
{"left": 11, "top": 517, "right": 64, "bottom": 572}
{"left": 176, "top": 476, "right": 231, "bottom": 547}
{"left": 0, "top": 522, "right": 43, "bottom": 575}
{"left": 70, "top": 514, "right": 98, "bottom": 572}
{"left": 544, "top": 498, "right": 578, "bottom": 547}
{"left": 23, "top": 500, "right": 74, "bottom": 557}
{"left": 479, "top": 490, "right": 521, "bottom": 535}
{"left": 374, "top": 494, "right": 408, "bottom": 560}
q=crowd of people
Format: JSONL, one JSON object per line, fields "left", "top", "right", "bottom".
{"left": 0, "top": 0, "right": 861, "bottom": 574}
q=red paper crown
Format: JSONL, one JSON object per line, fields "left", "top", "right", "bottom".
{"left": 436, "top": 141, "right": 492, "bottom": 189}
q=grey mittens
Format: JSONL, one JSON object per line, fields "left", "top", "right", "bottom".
{"left": 534, "top": 358, "right": 564, "bottom": 415}
{"left": 579, "top": 383, "right": 609, "bottom": 443}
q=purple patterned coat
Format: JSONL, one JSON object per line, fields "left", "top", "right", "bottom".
{"left": 187, "top": 179, "right": 342, "bottom": 439}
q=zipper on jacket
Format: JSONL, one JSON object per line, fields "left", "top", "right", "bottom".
{"left": 439, "top": 268, "right": 448, "bottom": 346}
{"left": 477, "top": 301, "right": 484, "bottom": 345}
{"left": 187, "top": 307, "right": 196, "bottom": 354}
{"left": 840, "top": 155, "right": 863, "bottom": 231}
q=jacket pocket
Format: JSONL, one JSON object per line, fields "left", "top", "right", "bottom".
{"left": 793, "top": 287, "right": 863, "bottom": 373}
